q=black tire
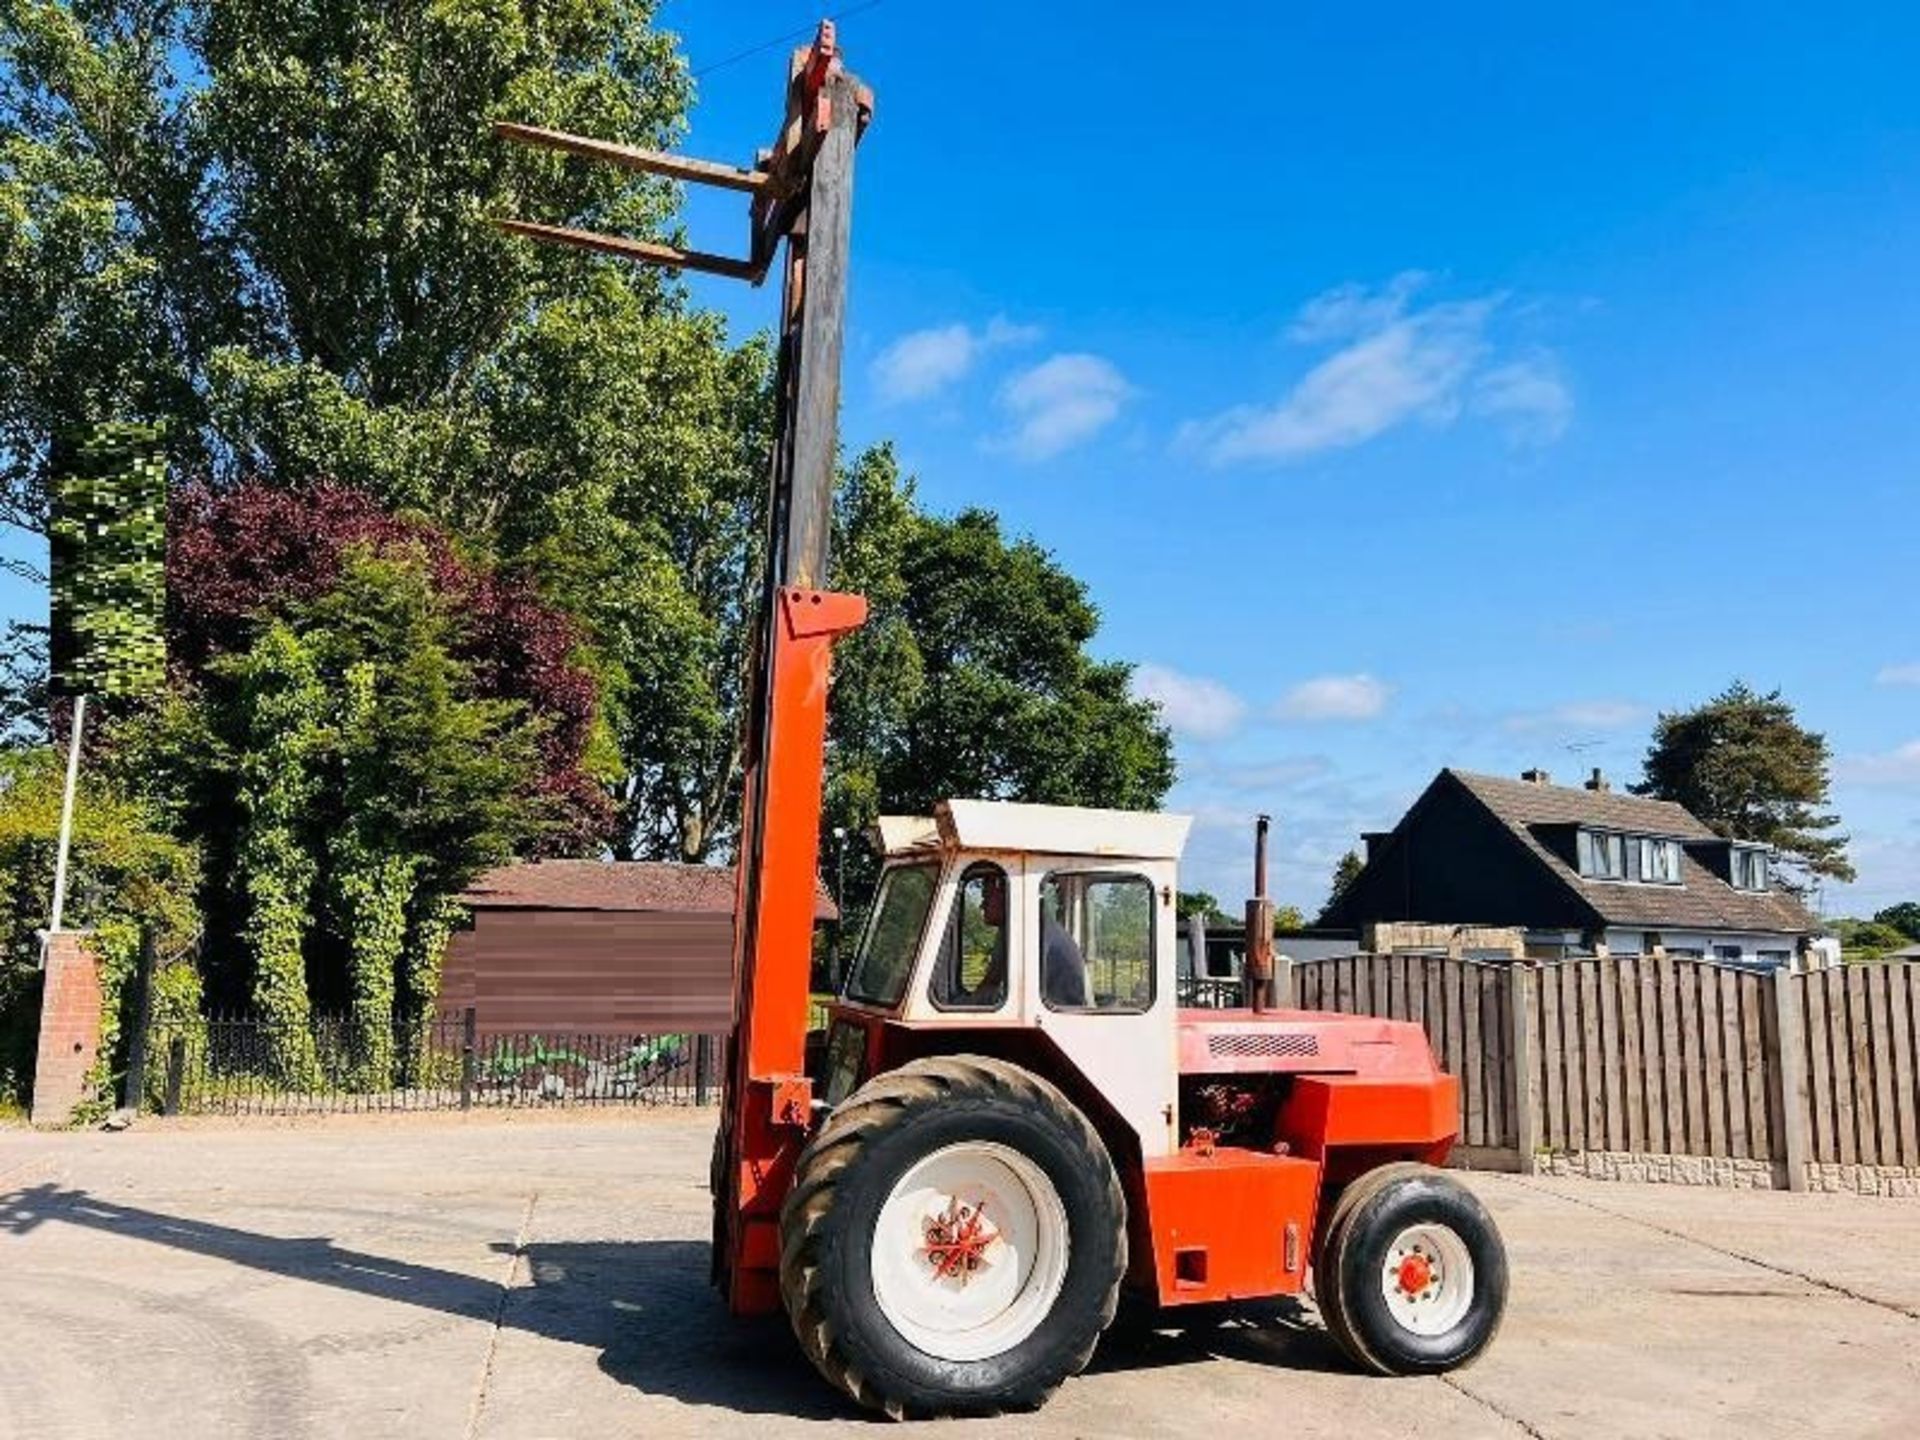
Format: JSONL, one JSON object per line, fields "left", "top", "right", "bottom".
{"left": 1312, "top": 1161, "right": 1431, "bottom": 1369}
{"left": 1324, "top": 1164, "right": 1507, "bottom": 1375}
{"left": 779, "top": 1055, "right": 1126, "bottom": 1419}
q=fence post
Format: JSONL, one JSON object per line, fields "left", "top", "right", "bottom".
{"left": 122, "top": 930, "right": 157, "bottom": 1113}
{"left": 695, "top": 1033, "right": 713, "bottom": 1106}
{"left": 1274, "top": 956, "right": 1295, "bottom": 1009}
{"left": 1767, "top": 968, "right": 1811, "bottom": 1192}
{"left": 1506, "top": 962, "right": 1540, "bottom": 1173}
{"left": 460, "top": 1007, "right": 477, "bottom": 1111}
{"left": 162, "top": 1034, "right": 186, "bottom": 1115}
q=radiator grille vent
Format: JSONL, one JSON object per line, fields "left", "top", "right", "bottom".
{"left": 1207, "top": 1031, "right": 1320, "bottom": 1059}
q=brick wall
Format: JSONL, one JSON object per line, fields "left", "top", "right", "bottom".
{"left": 31, "top": 931, "right": 103, "bottom": 1127}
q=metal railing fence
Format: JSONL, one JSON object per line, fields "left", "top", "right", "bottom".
{"left": 143, "top": 1008, "right": 723, "bottom": 1116}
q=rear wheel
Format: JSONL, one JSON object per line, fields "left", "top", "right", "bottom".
{"left": 1317, "top": 1164, "right": 1507, "bottom": 1375}
{"left": 779, "top": 1055, "right": 1126, "bottom": 1418}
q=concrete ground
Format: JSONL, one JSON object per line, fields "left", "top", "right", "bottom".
{"left": 2, "top": 1111, "right": 1917, "bottom": 1440}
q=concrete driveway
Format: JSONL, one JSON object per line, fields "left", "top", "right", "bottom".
{"left": 2, "top": 1109, "right": 1916, "bottom": 1439}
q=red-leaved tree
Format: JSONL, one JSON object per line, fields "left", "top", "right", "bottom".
{"left": 166, "top": 482, "right": 612, "bottom": 852}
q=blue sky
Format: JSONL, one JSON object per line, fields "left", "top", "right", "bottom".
{"left": 4, "top": 3, "right": 1914, "bottom": 917}
{"left": 661, "top": 1, "right": 1919, "bottom": 916}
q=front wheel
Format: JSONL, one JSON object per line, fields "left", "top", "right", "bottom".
{"left": 779, "top": 1055, "right": 1126, "bottom": 1418}
{"left": 1316, "top": 1164, "right": 1507, "bottom": 1375}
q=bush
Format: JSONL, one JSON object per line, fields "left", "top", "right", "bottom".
{"left": 0, "top": 749, "right": 198, "bottom": 1110}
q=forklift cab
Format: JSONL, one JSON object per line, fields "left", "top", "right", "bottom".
{"left": 826, "top": 799, "right": 1191, "bottom": 1158}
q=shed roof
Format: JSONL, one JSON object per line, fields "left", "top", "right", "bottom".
{"left": 462, "top": 860, "right": 837, "bottom": 921}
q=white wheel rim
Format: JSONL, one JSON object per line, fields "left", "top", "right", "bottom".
{"left": 1380, "top": 1223, "right": 1475, "bottom": 1337}
{"left": 870, "top": 1141, "right": 1070, "bottom": 1362}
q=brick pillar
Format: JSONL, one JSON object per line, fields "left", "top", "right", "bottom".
{"left": 31, "top": 931, "right": 103, "bottom": 1127}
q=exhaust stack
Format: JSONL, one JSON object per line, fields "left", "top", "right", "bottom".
{"left": 1246, "top": 814, "right": 1275, "bottom": 1013}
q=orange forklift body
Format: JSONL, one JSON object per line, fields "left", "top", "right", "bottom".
{"left": 812, "top": 1000, "right": 1462, "bottom": 1311}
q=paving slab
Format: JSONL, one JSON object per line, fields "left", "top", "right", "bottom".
{"left": 3, "top": 1112, "right": 1918, "bottom": 1439}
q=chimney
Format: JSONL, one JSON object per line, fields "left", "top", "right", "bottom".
{"left": 1520, "top": 767, "right": 1552, "bottom": 786}
{"left": 1584, "top": 767, "right": 1610, "bottom": 794}
{"left": 1362, "top": 831, "right": 1389, "bottom": 861}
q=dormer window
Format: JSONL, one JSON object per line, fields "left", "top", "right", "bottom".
{"left": 1577, "top": 830, "right": 1626, "bottom": 879}
{"left": 1633, "top": 836, "right": 1682, "bottom": 884}
{"left": 1576, "top": 829, "right": 1682, "bottom": 884}
{"left": 1731, "top": 847, "right": 1769, "bottom": 892}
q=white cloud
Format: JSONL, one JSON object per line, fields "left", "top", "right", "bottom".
{"left": 1180, "top": 275, "right": 1572, "bottom": 465}
{"left": 871, "top": 315, "right": 1040, "bottom": 403}
{"left": 1131, "top": 664, "right": 1247, "bottom": 741}
{"left": 1876, "top": 663, "right": 1920, "bottom": 687}
{"left": 1839, "top": 740, "right": 1920, "bottom": 787}
{"left": 1472, "top": 354, "right": 1573, "bottom": 443}
{"left": 1275, "top": 673, "right": 1392, "bottom": 722}
{"left": 994, "top": 353, "right": 1133, "bottom": 460}
{"left": 1503, "top": 700, "right": 1646, "bottom": 733}
{"left": 1286, "top": 270, "right": 1431, "bottom": 343}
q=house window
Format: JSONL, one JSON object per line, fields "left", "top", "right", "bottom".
{"left": 1758, "top": 948, "right": 1792, "bottom": 967}
{"left": 1577, "top": 830, "right": 1627, "bottom": 880}
{"left": 1714, "top": 945, "right": 1743, "bottom": 964}
{"left": 1731, "top": 848, "right": 1769, "bottom": 892}
{"left": 1579, "top": 830, "right": 1681, "bottom": 884}
{"left": 1637, "top": 838, "right": 1681, "bottom": 884}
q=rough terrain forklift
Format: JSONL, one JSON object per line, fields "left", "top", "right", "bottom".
{"left": 499, "top": 23, "right": 1506, "bottom": 1419}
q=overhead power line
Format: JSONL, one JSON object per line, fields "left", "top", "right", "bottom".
{"left": 691, "top": 1, "right": 893, "bottom": 80}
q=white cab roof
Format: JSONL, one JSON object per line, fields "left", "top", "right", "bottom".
{"left": 938, "top": 799, "right": 1191, "bottom": 860}
{"left": 871, "top": 814, "right": 941, "bottom": 855}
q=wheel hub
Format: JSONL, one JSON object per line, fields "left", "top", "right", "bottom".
{"left": 1380, "top": 1223, "right": 1475, "bottom": 1337}
{"left": 1395, "top": 1252, "right": 1433, "bottom": 1297}
{"left": 871, "top": 1141, "right": 1070, "bottom": 1363}
{"left": 922, "top": 1197, "right": 1001, "bottom": 1285}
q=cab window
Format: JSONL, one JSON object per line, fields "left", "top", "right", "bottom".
{"left": 929, "top": 862, "right": 1010, "bottom": 1011}
{"left": 845, "top": 865, "right": 938, "bottom": 1007}
{"left": 1039, "top": 871, "right": 1155, "bottom": 1012}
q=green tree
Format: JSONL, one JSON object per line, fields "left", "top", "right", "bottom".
{"left": 1633, "top": 682, "right": 1853, "bottom": 891}
{"left": 202, "top": 547, "right": 544, "bottom": 1082}
{"left": 1320, "top": 848, "right": 1365, "bottom": 922}
{"left": 299, "top": 550, "right": 540, "bottom": 1080}
{"left": 1178, "top": 891, "right": 1227, "bottom": 922}
{"left": 1835, "top": 918, "right": 1911, "bottom": 960}
{"left": 0, "top": 621, "right": 48, "bottom": 745}
{"left": 824, "top": 447, "right": 1175, "bottom": 921}
{"left": 516, "top": 319, "right": 776, "bottom": 861}
{"left": 2, "top": 0, "right": 686, "bottom": 525}
{"left": 3, "top": 1, "right": 734, "bottom": 860}
{"left": 1873, "top": 903, "right": 1920, "bottom": 942}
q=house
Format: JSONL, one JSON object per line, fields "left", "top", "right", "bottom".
{"left": 440, "top": 860, "right": 837, "bottom": 1034}
{"left": 1321, "top": 768, "right": 1836, "bottom": 969}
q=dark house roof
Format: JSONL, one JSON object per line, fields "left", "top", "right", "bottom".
{"left": 462, "top": 860, "right": 838, "bottom": 922}
{"left": 1328, "top": 769, "right": 1816, "bottom": 936}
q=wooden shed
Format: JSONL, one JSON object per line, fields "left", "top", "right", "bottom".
{"left": 439, "top": 860, "right": 837, "bottom": 1035}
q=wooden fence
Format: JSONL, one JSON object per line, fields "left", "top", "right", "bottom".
{"left": 1796, "top": 962, "right": 1920, "bottom": 1170}
{"left": 1285, "top": 954, "right": 1920, "bottom": 1189}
